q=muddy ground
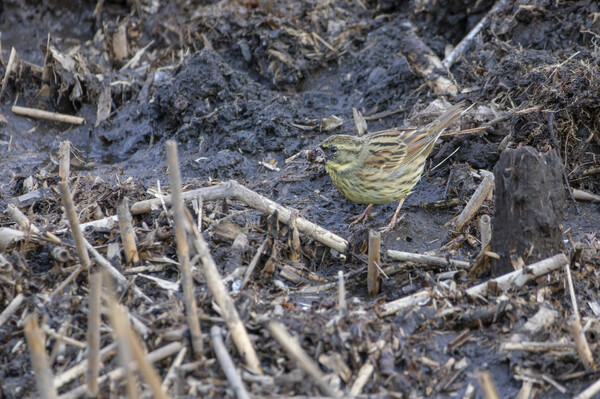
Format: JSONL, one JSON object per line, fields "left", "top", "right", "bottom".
{"left": 0, "top": 0, "right": 599, "bottom": 398}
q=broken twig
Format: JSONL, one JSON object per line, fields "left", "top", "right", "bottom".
{"left": 211, "top": 326, "right": 251, "bottom": 399}
{"left": 12, "top": 105, "right": 85, "bottom": 125}
{"left": 368, "top": 230, "right": 381, "bottom": 296}
{"left": 130, "top": 181, "right": 348, "bottom": 253}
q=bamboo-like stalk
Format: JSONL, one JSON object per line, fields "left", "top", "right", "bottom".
{"left": 569, "top": 316, "right": 594, "bottom": 371}
{"left": 58, "top": 140, "right": 71, "bottom": 181}
{"left": 477, "top": 370, "right": 499, "bottom": 399}
{"left": 24, "top": 317, "right": 58, "bottom": 399}
{"left": 117, "top": 197, "right": 139, "bottom": 265}
{"left": 86, "top": 271, "right": 102, "bottom": 396}
{"left": 337, "top": 270, "right": 346, "bottom": 314}
{"left": 455, "top": 174, "right": 494, "bottom": 232}
{"left": 211, "top": 326, "right": 251, "bottom": 399}
{"left": 54, "top": 342, "right": 118, "bottom": 389}
{"left": 58, "top": 181, "right": 91, "bottom": 269}
{"left": 6, "top": 203, "right": 40, "bottom": 233}
{"left": 0, "top": 293, "right": 25, "bottom": 328}
{"left": 165, "top": 141, "right": 203, "bottom": 357}
{"left": 189, "top": 207, "right": 263, "bottom": 374}
{"left": 107, "top": 297, "right": 168, "bottom": 399}
{"left": 12, "top": 105, "right": 85, "bottom": 125}
{"left": 367, "top": 230, "right": 380, "bottom": 296}
{"left": 57, "top": 342, "right": 181, "bottom": 399}
{"left": 386, "top": 250, "right": 470, "bottom": 269}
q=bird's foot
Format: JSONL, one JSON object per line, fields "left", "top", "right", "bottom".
{"left": 378, "top": 198, "right": 406, "bottom": 233}
{"left": 349, "top": 204, "right": 376, "bottom": 227}
{"left": 378, "top": 213, "right": 405, "bottom": 233}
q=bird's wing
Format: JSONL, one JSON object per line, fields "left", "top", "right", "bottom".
{"left": 397, "top": 126, "right": 441, "bottom": 165}
{"left": 361, "top": 102, "right": 466, "bottom": 176}
{"left": 361, "top": 130, "right": 409, "bottom": 175}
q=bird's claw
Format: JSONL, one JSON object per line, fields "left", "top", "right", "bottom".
{"left": 378, "top": 213, "right": 405, "bottom": 233}
{"left": 348, "top": 205, "right": 377, "bottom": 227}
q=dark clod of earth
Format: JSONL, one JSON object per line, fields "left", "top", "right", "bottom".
{"left": 0, "top": 1, "right": 599, "bottom": 398}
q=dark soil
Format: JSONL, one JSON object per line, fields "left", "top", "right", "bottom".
{"left": 0, "top": 0, "right": 599, "bottom": 398}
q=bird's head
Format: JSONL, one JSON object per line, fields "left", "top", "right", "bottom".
{"left": 319, "top": 135, "right": 364, "bottom": 173}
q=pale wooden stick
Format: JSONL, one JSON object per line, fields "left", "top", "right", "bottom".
{"left": 565, "top": 262, "right": 579, "bottom": 317}
{"left": 400, "top": 23, "right": 458, "bottom": 95}
{"left": 12, "top": 105, "right": 85, "bottom": 125}
{"left": 112, "top": 23, "right": 129, "bottom": 61}
{"left": 380, "top": 254, "right": 568, "bottom": 317}
{"left": 267, "top": 320, "right": 341, "bottom": 398}
{"left": 569, "top": 316, "right": 594, "bottom": 371}
{"left": 166, "top": 141, "right": 204, "bottom": 358}
{"left": 58, "top": 181, "right": 91, "bottom": 268}
{"left": 477, "top": 370, "right": 499, "bottom": 399}
{"left": 58, "top": 140, "right": 71, "bottom": 181}
{"left": 58, "top": 342, "right": 181, "bottom": 399}
{"left": 189, "top": 217, "right": 262, "bottom": 374}
{"left": 479, "top": 214, "right": 492, "bottom": 248}
{"left": 368, "top": 230, "right": 380, "bottom": 296}
{"left": 44, "top": 327, "right": 86, "bottom": 349}
{"left": 24, "top": 317, "right": 58, "bottom": 399}
{"left": 464, "top": 383, "right": 476, "bottom": 399}
{"left": 455, "top": 174, "right": 494, "bottom": 232}
{"left": 387, "top": 250, "right": 470, "bottom": 269}
{"left": 501, "top": 342, "right": 576, "bottom": 352}
{"left": 54, "top": 342, "right": 118, "bottom": 389}
{"left": 129, "top": 181, "right": 349, "bottom": 253}
{"left": 161, "top": 346, "right": 187, "bottom": 391}
{"left": 378, "top": 290, "right": 432, "bottom": 317}
{"left": 0, "top": 293, "right": 24, "bottom": 328}
{"left": 50, "top": 265, "right": 85, "bottom": 298}
{"left": 0, "top": 227, "right": 25, "bottom": 250}
{"left": 442, "top": 0, "right": 508, "bottom": 69}
{"left": 337, "top": 271, "right": 346, "bottom": 314}
{"left": 117, "top": 197, "right": 139, "bottom": 265}
{"left": 516, "top": 380, "right": 534, "bottom": 399}
{"left": 0, "top": 47, "right": 18, "bottom": 99}
{"left": 49, "top": 319, "right": 70, "bottom": 365}
{"left": 6, "top": 203, "right": 40, "bottom": 233}
{"left": 109, "top": 298, "right": 139, "bottom": 399}
{"left": 466, "top": 253, "right": 568, "bottom": 298}
{"left": 84, "top": 239, "right": 152, "bottom": 303}
{"left": 54, "top": 215, "right": 118, "bottom": 235}
{"left": 86, "top": 272, "right": 102, "bottom": 396}
{"left": 234, "top": 182, "right": 348, "bottom": 253}
{"left": 211, "top": 326, "right": 251, "bottom": 399}
{"left": 107, "top": 297, "right": 168, "bottom": 399}
{"left": 241, "top": 236, "right": 268, "bottom": 289}
{"left": 350, "top": 362, "right": 374, "bottom": 396}
{"left": 574, "top": 377, "right": 600, "bottom": 399}
{"left": 564, "top": 256, "right": 593, "bottom": 370}
{"left": 573, "top": 188, "right": 600, "bottom": 203}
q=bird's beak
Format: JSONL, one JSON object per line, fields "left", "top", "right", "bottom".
{"left": 306, "top": 146, "right": 326, "bottom": 163}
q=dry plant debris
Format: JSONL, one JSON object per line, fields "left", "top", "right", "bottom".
{"left": 0, "top": 0, "right": 599, "bottom": 398}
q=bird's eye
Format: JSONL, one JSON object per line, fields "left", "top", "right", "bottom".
{"left": 330, "top": 146, "right": 338, "bottom": 154}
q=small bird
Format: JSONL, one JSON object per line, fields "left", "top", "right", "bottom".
{"left": 313, "top": 101, "right": 467, "bottom": 232}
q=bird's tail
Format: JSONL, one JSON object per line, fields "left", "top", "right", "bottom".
{"left": 426, "top": 101, "right": 469, "bottom": 134}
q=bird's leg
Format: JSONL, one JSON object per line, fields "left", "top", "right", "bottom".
{"left": 379, "top": 198, "right": 406, "bottom": 233}
{"left": 349, "top": 204, "right": 376, "bottom": 227}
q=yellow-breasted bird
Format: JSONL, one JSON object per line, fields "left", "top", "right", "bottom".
{"left": 312, "top": 101, "right": 467, "bottom": 232}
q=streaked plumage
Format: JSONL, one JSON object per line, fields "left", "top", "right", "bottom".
{"left": 319, "top": 102, "right": 466, "bottom": 230}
